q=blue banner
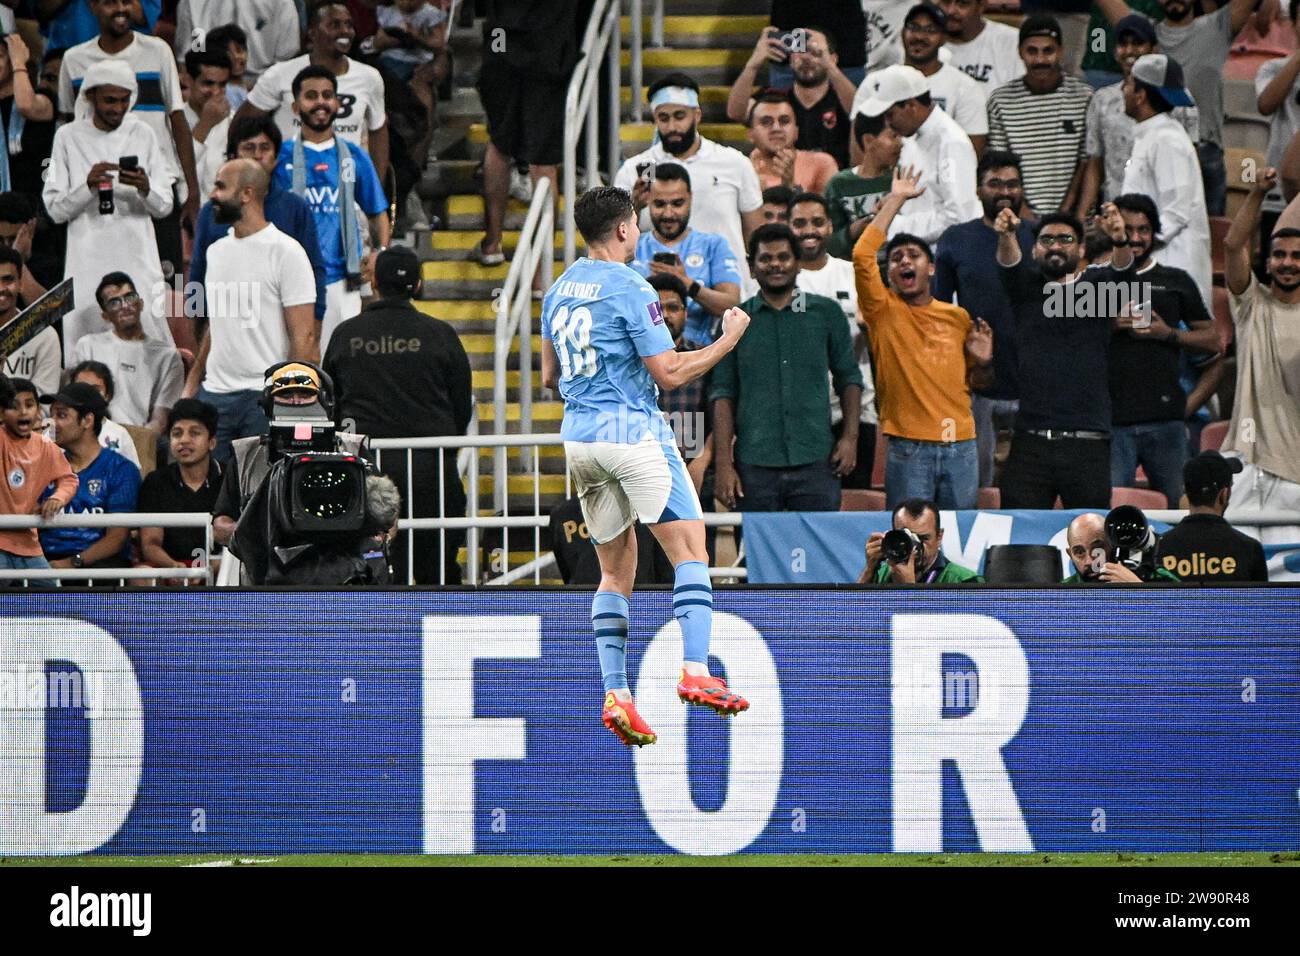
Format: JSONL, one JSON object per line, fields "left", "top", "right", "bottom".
{"left": 742, "top": 510, "right": 1300, "bottom": 583}
{"left": 1, "top": 591, "right": 1297, "bottom": 856}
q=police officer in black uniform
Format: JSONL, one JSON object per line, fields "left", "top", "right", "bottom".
{"left": 323, "top": 246, "right": 473, "bottom": 584}
{"left": 1155, "top": 452, "right": 1268, "bottom": 582}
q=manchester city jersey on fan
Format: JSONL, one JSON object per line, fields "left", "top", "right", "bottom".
{"left": 542, "top": 258, "right": 676, "bottom": 445}
{"left": 630, "top": 229, "right": 742, "bottom": 345}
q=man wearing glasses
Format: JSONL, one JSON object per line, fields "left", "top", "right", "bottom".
{"left": 72, "top": 271, "right": 183, "bottom": 438}
{"left": 995, "top": 201, "right": 1133, "bottom": 508}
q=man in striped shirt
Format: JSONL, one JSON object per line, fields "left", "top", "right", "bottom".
{"left": 986, "top": 15, "right": 1093, "bottom": 215}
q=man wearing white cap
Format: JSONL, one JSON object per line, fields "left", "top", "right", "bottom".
{"left": 851, "top": 64, "right": 979, "bottom": 243}
{"left": 1121, "top": 52, "right": 1212, "bottom": 309}
{"left": 43, "top": 59, "right": 177, "bottom": 364}
{"left": 614, "top": 72, "right": 765, "bottom": 314}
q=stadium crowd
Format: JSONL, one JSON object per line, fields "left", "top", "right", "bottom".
{"left": 0, "top": 0, "right": 1297, "bottom": 586}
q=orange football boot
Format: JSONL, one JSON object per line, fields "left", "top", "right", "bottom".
{"left": 602, "top": 691, "right": 657, "bottom": 746}
{"left": 676, "top": 670, "right": 750, "bottom": 717}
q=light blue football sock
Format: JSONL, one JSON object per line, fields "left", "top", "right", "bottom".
{"left": 673, "top": 560, "right": 713, "bottom": 664}
{"left": 593, "top": 591, "right": 630, "bottom": 692}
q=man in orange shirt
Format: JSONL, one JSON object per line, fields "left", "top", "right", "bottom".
{"left": 853, "top": 165, "right": 993, "bottom": 509}
{"left": 0, "top": 376, "right": 78, "bottom": 580}
{"left": 747, "top": 91, "right": 839, "bottom": 195}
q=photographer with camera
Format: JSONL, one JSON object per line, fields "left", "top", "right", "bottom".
{"left": 213, "top": 358, "right": 392, "bottom": 582}
{"left": 858, "top": 497, "right": 983, "bottom": 584}
{"left": 1063, "top": 505, "right": 1180, "bottom": 583}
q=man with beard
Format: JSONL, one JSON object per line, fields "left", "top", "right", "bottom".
{"left": 1062, "top": 512, "right": 1144, "bottom": 583}
{"left": 939, "top": 0, "right": 1025, "bottom": 90}
{"left": 1076, "top": 15, "right": 1199, "bottom": 223}
{"left": 986, "top": 15, "right": 1092, "bottom": 216}
{"left": 272, "top": 66, "right": 390, "bottom": 353}
{"left": 1219, "top": 166, "right": 1300, "bottom": 545}
{"left": 746, "top": 91, "right": 838, "bottom": 194}
{"left": 189, "top": 115, "right": 326, "bottom": 327}
{"left": 727, "top": 26, "right": 857, "bottom": 168}
{"left": 711, "top": 223, "right": 863, "bottom": 511}
{"left": 182, "top": 48, "right": 233, "bottom": 200}
{"left": 825, "top": 110, "right": 901, "bottom": 259}
{"left": 1120, "top": 53, "right": 1211, "bottom": 309}
{"left": 239, "top": 1, "right": 389, "bottom": 183}
{"left": 853, "top": 65, "right": 980, "bottom": 245}
{"left": 1098, "top": 0, "right": 1269, "bottom": 217}
{"left": 934, "top": 151, "right": 1035, "bottom": 488}
{"left": 893, "top": 2, "right": 987, "bottom": 152}
{"left": 853, "top": 166, "right": 992, "bottom": 510}
{"left": 615, "top": 73, "right": 764, "bottom": 283}
{"left": 791, "top": 191, "right": 878, "bottom": 488}
{"left": 995, "top": 202, "right": 1134, "bottom": 509}
{"left": 184, "top": 159, "right": 319, "bottom": 459}
{"left": 858, "top": 497, "right": 983, "bottom": 584}
{"left": 629, "top": 163, "right": 741, "bottom": 346}
{"left": 43, "top": 59, "right": 177, "bottom": 364}
{"left": 1108, "top": 193, "right": 1218, "bottom": 507}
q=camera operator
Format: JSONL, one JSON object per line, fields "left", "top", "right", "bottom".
{"left": 1064, "top": 504, "right": 1180, "bottom": 584}
{"left": 212, "top": 360, "right": 375, "bottom": 583}
{"left": 858, "top": 497, "right": 983, "bottom": 584}
{"left": 1063, "top": 511, "right": 1139, "bottom": 583}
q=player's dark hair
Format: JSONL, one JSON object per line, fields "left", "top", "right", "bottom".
{"left": 292, "top": 64, "right": 337, "bottom": 100}
{"left": 0, "top": 190, "right": 35, "bottom": 224}
{"left": 789, "top": 191, "right": 830, "bottom": 217}
{"left": 226, "top": 113, "right": 283, "bottom": 159}
{"left": 893, "top": 497, "right": 939, "bottom": 528}
{"left": 167, "top": 398, "right": 220, "bottom": 437}
{"left": 205, "top": 23, "right": 248, "bottom": 55}
{"left": 885, "top": 231, "right": 934, "bottom": 264}
{"left": 747, "top": 222, "right": 799, "bottom": 261}
{"left": 853, "top": 110, "right": 888, "bottom": 145}
{"left": 762, "top": 184, "right": 795, "bottom": 208}
{"left": 1036, "top": 212, "right": 1084, "bottom": 243}
{"left": 977, "top": 150, "right": 1023, "bottom": 185}
{"left": 1112, "top": 192, "right": 1163, "bottom": 239}
{"left": 70, "top": 359, "right": 115, "bottom": 403}
{"left": 184, "top": 47, "right": 233, "bottom": 78}
{"left": 646, "top": 272, "right": 689, "bottom": 303}
{"left": 0, "top": 245, "right": 23, "bottom": 274}
{"left": 647, "top": 72, "right": 700, "bottom": 100}
{"left": 573, "top": 186, "right": 635, "bottom": 245}
{"left": 653, "top": 162, "right": 691, "bottom": 190}
{"left": 94, "top": 271, "right": 136, "bottom": 309}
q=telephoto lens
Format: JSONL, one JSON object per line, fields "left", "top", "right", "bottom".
{"left": 882, "top": 528, "right": 920, "bottom": 564}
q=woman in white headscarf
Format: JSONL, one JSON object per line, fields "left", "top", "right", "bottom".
{"left": 42, "top": 58, "right": 177, "bottom": 365}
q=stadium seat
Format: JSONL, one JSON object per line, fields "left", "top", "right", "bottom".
{"left": 1200, "top": 420, "right": 1230, "bottom": 452}
{"left": 1212, "top": 286, "right": 1234, "bottom": 353}
{"left": 841, "top": 489, "right": 887, "bottom": 511}
{"left": 1226, "top": 147, "right": 1268, "bottom": 192}
{"left": 1224, "top": 115, "right": 1271, "bottom": 154}
{"left": 1111, "top": 487, "right": 1167, "bottom": 509}
{"left": 1210, "top": 216, "right": 1233, "bottom": 277}
{"left": 871, "top": 426, "right": 886, "bottom": 490}
{"left": 977, "top": 487, "right": 1001, "bottom": 509}
{"left": 1222, "top": 78, "right": 1263, "bottom": 117}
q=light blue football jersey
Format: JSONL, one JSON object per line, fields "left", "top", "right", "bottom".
{"left": 542, "top": 258, "right": 676, "bottom": 445}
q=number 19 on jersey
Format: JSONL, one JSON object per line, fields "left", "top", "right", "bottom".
{"left": 551, "top": 305, "right": 598, "bottom": 379}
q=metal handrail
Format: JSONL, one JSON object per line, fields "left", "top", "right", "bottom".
{"left": 563, "top": 0, "right": 622, "bottom": 265}
{"left": 492, "top": 176, "right": 554, "bottom": 513}
{"left": 0, "top": 513, "right": 214, "bottom": 585}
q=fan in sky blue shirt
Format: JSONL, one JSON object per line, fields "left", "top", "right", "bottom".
{"left": 38, "top": 447, "right": 141, "bottom": 560}
{"left": 542, "top": 258, "right": 676, "bottom": 446}
{"left": 629, "top": 228, "right": 741, "bottom": 346}
{"left": 190, "top": 180, "right": 328, "bottom": 320}
{"left": 273, "top": 138, "right": 388, "bottom": 285}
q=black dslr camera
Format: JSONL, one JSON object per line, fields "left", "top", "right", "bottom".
{"left": 1104, "top": 505, "right": 1159, "bottom": 579}
{"left": 882, "top": 527, "right": 924, "bottom": 565}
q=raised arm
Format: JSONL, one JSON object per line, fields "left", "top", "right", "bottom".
{"left": 1225, "top": 167, "right": 1275, "bottom": 295}
{"left": 727, "top": 29, "right": 786, "bottom": 122}
{"left": 642, "top": 306, "right": 751, "bottom": 391}
{"left": 1094, "top": 0, "right": 1135, "bottom": 26}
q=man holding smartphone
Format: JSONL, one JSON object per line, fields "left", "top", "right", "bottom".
{"left": 629, "top": 162, "right": 742, "bottom": 345}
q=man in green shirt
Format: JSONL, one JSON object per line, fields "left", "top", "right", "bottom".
{"left": 711, "top": 223, "right": 864, "bottom": 511}
{"left": 858, "top": 497, "right": 984, "bottom": 583}
{"left": 1062, "top": 511, "right": 1180, "bottom": 582}
{"left": 824, "top": 111, "right": 901, "bottom": 259}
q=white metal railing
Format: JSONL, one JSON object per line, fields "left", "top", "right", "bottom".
{"left": 492, "top": 177, "right": 553, "bottom": 510}
{"left": 563, "top": 0, "right": 622, "bottom": 265}
{"left": 0, "top": 513, "right": 214, "bottom": 585}
{"left": 627, "top": 0, "right": 667, "bottom": 122}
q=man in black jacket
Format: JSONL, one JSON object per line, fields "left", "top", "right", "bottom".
{"left": 1156, "top": 451, "right": 1269, "bottom": 583}
{"left": 324, "top": 246, "right": 473, "bottom": 584}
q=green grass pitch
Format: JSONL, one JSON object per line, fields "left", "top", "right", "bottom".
{"left": 4, "top": 852, "right": 1298, "bottom": 867}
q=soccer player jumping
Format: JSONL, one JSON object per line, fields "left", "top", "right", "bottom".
{"left": 542, "top": 186, "right": 752, "bottom": 747}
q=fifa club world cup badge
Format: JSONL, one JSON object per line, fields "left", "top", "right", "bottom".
{"left": 647, "top": 300, "right": 665, "bottom": 326}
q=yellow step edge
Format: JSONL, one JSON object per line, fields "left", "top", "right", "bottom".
{"left": 619, "top": 48, "right": 750, "bottom": 68}
{"left": 428, "top": 230, "right": 568, "bottom": 250}
{"left": 456, "top": 550, "right": 542, "bottom": 563}
{"left": 416, "top": 300, "right": 541, "bottom": 320}
{"left": 460, "top": 333, "right": 543, "bottom": 353}
{"left": 420, "top": 260, "right": 566, "bottom": 280}
{"left": 619, "top": 14, "right": 768, "bottom": 34}
{"left": 475, "top": 475, "right": 570, "bottom": 494}
{"left": 477, "top": 401, "right": 563, "bottom": 422}
{"left": 471, "top": 370, "right": 521, "bottom": 388}
{"left": 621, "top": 122, "right": 745, "bottom": 142}
{"left": 446, "top": 192, "right": 566, "bottom": 214}
{"left": 621, "top": 85, "right": 730, "bottom": 104}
